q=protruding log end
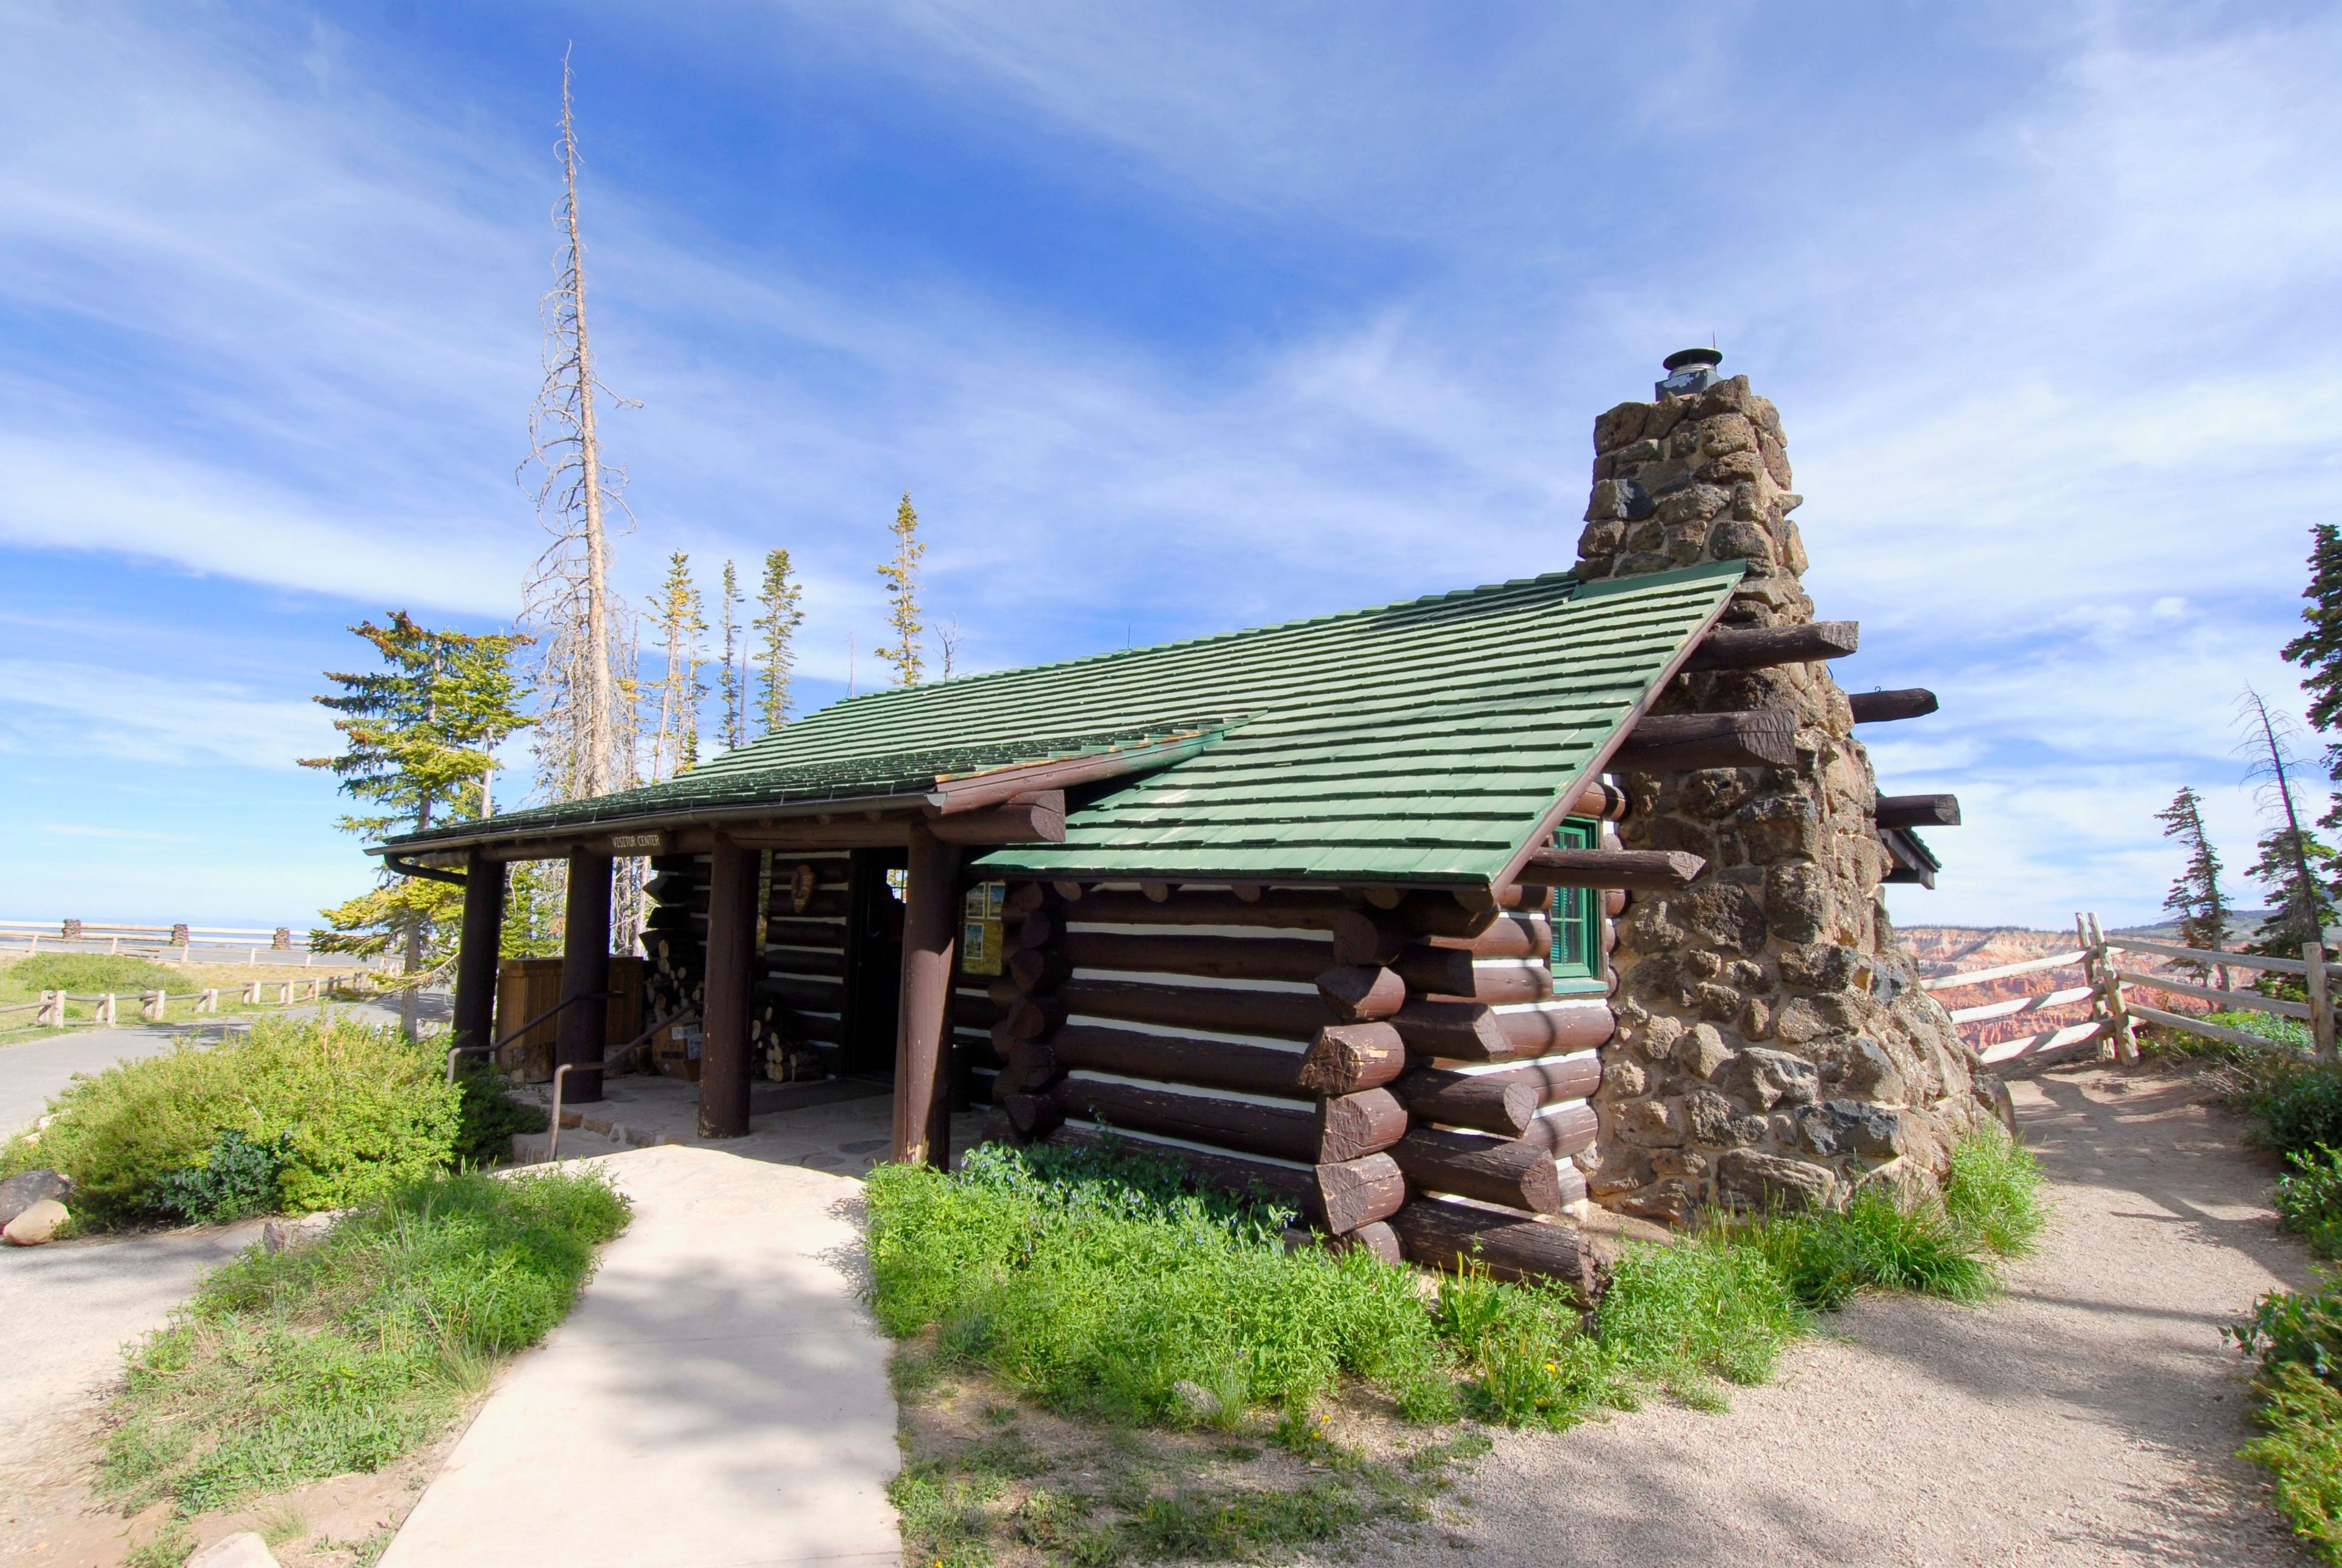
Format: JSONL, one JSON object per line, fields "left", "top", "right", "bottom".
{"left": 1394, "top": 1069, "right": 1538, "bottom": 1137}
{"left": 1850, "top": 688, "right": 1939, "bottom": 724}
{"left": 1614, "top": 709, "right": 1797, "bottom": 771}
{"left": 1685, "top": 619, "right": 1859, "bottom": 672}
{"left": 1014, "top": 909, "right": 1061, "bottom": 951}
{"left": 1389, "top": 1128, "right": 1566, "bottom": 1213}
{"left": 1315, "top": 964, "right": 1407, "bottom": 1022}
{"left": 1002, "top": 992, "right": 1069, "bottom": 1042}
{"left": 1297, "top": 1023, "right": 1408, "bottom": 1095}
{"left": 1002, "top": 1092, "right": 1062, "bottom": 1139}
{"left": 1009, "top": 946, "right": 1073, "bottom": 994}
{"left": 1330, "top": 909, "right": 1407, "bottom": 967}
{"left": 1389, "top": 1197, "right": 1614, "bottom": 1301}
{"left": 1316, "top": 1088, "right": 1408, "bottom": 1162}
{"left": 1513, "top": 847, "right": 1705, "bottom": 892}
{"left": 1327, "top": 1219, "right": 1402, "bottom": 1265}
{"left": 1876, "top": 792, "right": 1961, "bottom": 828}
{"left": 1314, "top": 1153, "right": 1406, "bottom": 1233}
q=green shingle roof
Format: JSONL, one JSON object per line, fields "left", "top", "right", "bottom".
{"left": 390, "top": 559, "right": 1742, "bottom": 886}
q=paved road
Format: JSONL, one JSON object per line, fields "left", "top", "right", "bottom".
{"left": 379, "top": 1145, "right": 901, "bottom": 1568}
{"left": 1, "top": 998, "right": 433, "bottom": 1138}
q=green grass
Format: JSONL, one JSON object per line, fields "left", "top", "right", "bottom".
{"left": 0, "top": 1014, "right": 539, "bottom": 1228}
{"left": 101, "top": 1167, "right": 629, "bottom": 1518}
{"left": 867, "top": 1125, "right": 2046, "bottom": 1449}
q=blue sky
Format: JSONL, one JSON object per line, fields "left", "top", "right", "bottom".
{"left": 1, "top": 1, "right": 2337, "bottom": 929}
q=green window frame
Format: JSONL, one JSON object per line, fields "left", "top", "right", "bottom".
{"left": 1548, "top": 818, "right": 1601, "bottom": 984}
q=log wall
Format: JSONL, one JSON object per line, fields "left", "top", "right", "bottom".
{"left": 989, "top": 856, "right": 1622, "bottom": 1299}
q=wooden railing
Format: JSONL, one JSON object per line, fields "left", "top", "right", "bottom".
{"left": 1921, "top": 912, "right": 2335, "bottom": 1067}
{"left": 0, "top": 975, "right": 374, "bottom": 1032}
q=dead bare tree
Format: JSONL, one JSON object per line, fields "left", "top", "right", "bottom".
{"left": 518, "top": 48, "right": 646, "bottom": 951}
{"left": 521, "top": 47, "right": 636, "bottom": 805}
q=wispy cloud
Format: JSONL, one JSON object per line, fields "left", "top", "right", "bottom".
{"left": 0, "top": 2, "right": 2336, "bottom": 931}
{"left": 0, "top": 658, "right": 332, "bottom": 769}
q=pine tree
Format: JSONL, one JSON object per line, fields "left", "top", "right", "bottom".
{"left": 874, "top": 492, "right": 925, "bottom": 686}
{"left": 2155, "top": 786, "right": 2231, "bottom": 981}
{"left": 300, "top": 614, "right": 534, "bottom": 1035}
{"left": 717, "top": 558, "right": 745, "bottom": 753}
{"left": 753, "top": 548, "right": 803, "bottom": 734}
{"left": 2284, "top": 523, "right": 2342, "bottom": 861}
{"left": 648, "top": 551, "right": 706, "bottom": 779}
{"left": 2239, "top": 687, "right": 2337, "bottom": 958}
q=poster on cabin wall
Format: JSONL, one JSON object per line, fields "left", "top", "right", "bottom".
{"left": 963, "top": 882, "right": 1006, "bottom": 976}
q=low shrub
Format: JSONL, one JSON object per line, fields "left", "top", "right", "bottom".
{"left": 4, "top": 953, "right": 181, "bottom": 995}
{"left": 2242, "top": 1364, "right": 2342, "bottom": 1563}
{"left": 2257, "top": 1064, "right": 2342, "bottom": 1162}
{"left": 867, "top": 1126, "right": 2043, "bottom": 1439}
{"left": 865, "top": 1141, "right": 1454, "bottom": 1423}
{"left": 103, "top": 1167, "right": 629, "bottom": 1517}
{"left": 2232, "top": 1270, "right": 2342, "bottom": 1563}
{"left": 0, "top": 1014, "right": 462, "bottom": 1227}
{"left": 155, "top": 1130, "right": 297, "bottom": 1225}
{"left": 2277, "top": 1147, "right": 2342, "bottom": 1260}
{"left": 452, "top": 1058, "right": 548, "bottom": 1168}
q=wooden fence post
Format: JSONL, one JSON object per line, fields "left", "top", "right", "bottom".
{"left": 97, "top": 993, "right": 116, "bottom": 1026}
{"left": 37, "top": 990, "right": 62, "bottom": 1028}
{"left": 2089, "top": 914, "right": 2138, "bottom": 1063}
{"left": 2305, "top": 940, "right": 2335, "bottom": 1061}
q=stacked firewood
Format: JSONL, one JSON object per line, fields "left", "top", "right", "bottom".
{"left": 983, "top": 834, "right": 1625, "bottom": 1301}
{"left": 642, "top": 854, "right": 709, "bottom": 1056}
{"left": 755, "top": 855, "right": 854, "bottom": 1081}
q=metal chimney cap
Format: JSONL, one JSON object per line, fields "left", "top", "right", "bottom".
{"left": 1663, "top": 348, "right": 1724, "bottom": 372}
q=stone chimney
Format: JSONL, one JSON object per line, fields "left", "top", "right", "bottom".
{"left": 1574, "top": 351, "right": 1994, "bottom": 1222}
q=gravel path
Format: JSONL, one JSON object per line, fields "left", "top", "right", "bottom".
{"left": 1390, "top": 1065, "right": 2314, "bottom": 1567}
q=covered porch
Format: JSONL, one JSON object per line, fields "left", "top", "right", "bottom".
{"left": 382, "top": 732, "right": 1211, "bottom": 1166}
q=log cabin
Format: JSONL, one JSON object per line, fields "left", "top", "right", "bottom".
{"left": 378, "top": 350, "right": 1979, "bottom": 1296}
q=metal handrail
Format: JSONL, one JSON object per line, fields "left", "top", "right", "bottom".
{"left": 545, "top": 1009, "right": 697, "bottom": 1162}
{"left": 445, "top": 989, "right": 615, "bottom": 1084}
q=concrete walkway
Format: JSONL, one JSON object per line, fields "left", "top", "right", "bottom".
{"left": 378, "top": 1144, "right": 901, "bottom": 1568}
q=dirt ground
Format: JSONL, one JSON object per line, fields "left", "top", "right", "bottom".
{"left": 9, "top": 1061, "right": 2318, "bottom": 1566}
{"left": 1345, "top": 1064, "right": 2316, "bottom": 1567}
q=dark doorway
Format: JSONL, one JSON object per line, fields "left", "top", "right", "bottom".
{"left": 837, "top": 846, "right": 908, "bottom": 1078}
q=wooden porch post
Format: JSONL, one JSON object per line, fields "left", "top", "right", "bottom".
{"left": 556, "top": 851, "right": 613, "bottom": 1104}
{"left": 891, "top": 823, "right": 960, "bottom": 1167}
{"left": 698, "top": 837, "right": 759, "bottom": 1138}
{"left": 452, "top": 851, "right": 504, "bottom": 1052}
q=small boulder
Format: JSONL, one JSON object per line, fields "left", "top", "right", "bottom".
{"left": 187, "top": 1532, "right": 282, "bottom": 1568}
{"left": 3, "top": 1198, "right": 68, "bottom": 1246}
{"left": 1716, "top": 1150, "right": 1838, "bottom": 1213}
{"left": 0, "top": 1169, "right": 71, "bottom": 1228}
{"left": 1169, "top": 1379, "right": 1223, "bottom": 1424}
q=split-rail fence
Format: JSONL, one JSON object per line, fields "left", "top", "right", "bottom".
{"left": 1922, "top": 913, "right": 2335, "bottom": 1069}
{"left": 0, "top": 975, "right": 374, "bottom": 1033}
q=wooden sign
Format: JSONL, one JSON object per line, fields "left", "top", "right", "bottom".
{"left": 789, "top": 862, "right": 818, "bottom": 914}
{"left": 609, "top": 831, "right": 665, "bottom": 854}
